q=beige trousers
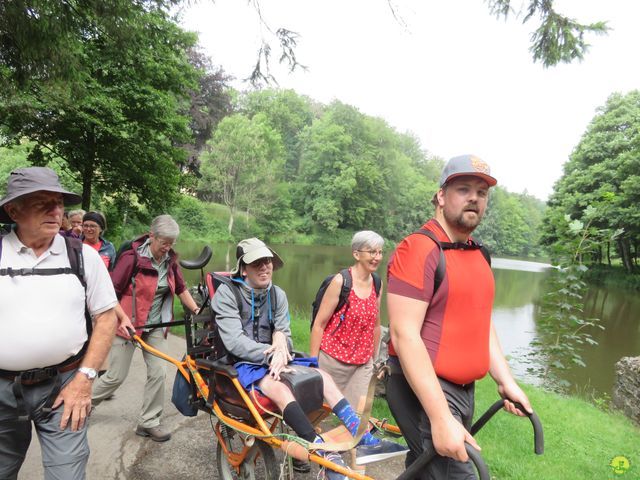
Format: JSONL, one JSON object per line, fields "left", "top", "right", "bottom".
{"left": 92, "top": 328, "right": 168, "bottom": 428}
{"left": 318, "top": 351, "right": 374, "bottom": 413}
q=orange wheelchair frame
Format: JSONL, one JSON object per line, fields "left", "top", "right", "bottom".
{"left": 131, "top": 330, "right": 401, "bottom": 480}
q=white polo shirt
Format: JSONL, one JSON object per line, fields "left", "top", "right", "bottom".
{"left": 0, "top": 231, "right": 117, "bottom": 371}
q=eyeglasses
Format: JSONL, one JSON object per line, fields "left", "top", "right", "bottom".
{"left": 82, "top": 223, "right": 99, "bottom": 230}
{"left": 155, "top": 238, "right": 176, "bottom": 248}
{"left": 249, "top": 257, "right": 273, "bottom": 267}
{"left": 357, "top": 250, "right": 384, "bottom": 258}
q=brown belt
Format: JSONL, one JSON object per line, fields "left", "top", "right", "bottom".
{"left": 0, "top": 357, "right": 83, "bottom": 385}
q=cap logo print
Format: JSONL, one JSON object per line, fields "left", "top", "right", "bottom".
{"left": 471, "top": 156, "right": 490, "bottom": 174}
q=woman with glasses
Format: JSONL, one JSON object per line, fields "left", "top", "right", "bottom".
{"left": 309, "top": 230, "right": 386, "bottom": 469}
{"left": 81, "top": 211, "right": 116, "bottom": 269}
{"left": 91, "top": 215, "right": 199, "bottom": 442}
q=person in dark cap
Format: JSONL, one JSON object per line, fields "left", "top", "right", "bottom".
{"left": 386, "top": 155, "right": 534, "bottom": 479}
{"left": 0, "top": 167, "right": 117, "bottom": 479}
{"left": 212, "top": 238, "right": 407, "bottom": 480}
{"left": 81, "top": 211, "right": 116, "bottom": 269}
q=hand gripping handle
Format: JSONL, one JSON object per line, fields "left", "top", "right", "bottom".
{"left": 470, "top": 399, "right": 544, "bottom": 455}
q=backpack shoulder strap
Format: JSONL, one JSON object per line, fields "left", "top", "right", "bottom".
{"left": 372, "top": 271, "right": 382, "bottom": 297}
{"left": 480, "top": 245, "right": 491, "bottom": 266}
{"left": 269, "top": 285, "right": 278, "bottom": 320}
{"left": 413, "top": 228, "right": 446, "bottom": 297}
{"left": 62, "top": 236, "right": 92, "bottom": 337}
{"left": 215, "top": 274, "right": 243, "bottom": 316}
{"left": 337, "top": 268, "right": 352, "bottom": 311}
{"left": 63, "top": 236, "right": 86, "bottom": 288}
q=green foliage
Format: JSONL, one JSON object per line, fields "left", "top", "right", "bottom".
{"left": 238, "top": 89, "right": 315, "bottom": 178}
{"left": 475, "top": 188, "right": 549, "bottom": 258}
{"left": 541, "top": 91, "right": 640, "bottom": 272}
{"left": 486, "top": 0, "right": 609, "bottom": 67}
{"left": 0, "top": 143, "right": 31, "bottom": 196}
{"left": 197, "top": 112, "right": 286, "bottom": 236}
{"left": 0, "top": 2, "right": 199, "bottom": 218}
{"left": 526, "top": 213, "right": 606, "bottom": 393}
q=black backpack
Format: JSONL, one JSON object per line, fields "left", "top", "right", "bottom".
{"left": 414, "top": 228, "right": 491, "bottom": 296}
{"left": 203, "top": 272, "right": 277, "bottom": 362}
{"left": 311, "top": 269, "right": 382, "bottom": 331}
{"left": 113, "top": 238, "right": 138, "bottom": 273}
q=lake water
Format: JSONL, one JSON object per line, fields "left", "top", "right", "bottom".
{"left": 176, "top": 241, "right": 640, "bottom": 399}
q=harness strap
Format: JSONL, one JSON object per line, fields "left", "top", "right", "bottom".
{"left": 0, "top": 267, "right": 75, "bottom": 277}
{"left": 12, "top": 380, "right": 29, "bottom": 422}
{"left": 40, "top": 374, "right": 63, "bottom": 416}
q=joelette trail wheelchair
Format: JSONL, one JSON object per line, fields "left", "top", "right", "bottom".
{"left": 129, "top": 246, "right": 544, "bottom": 480}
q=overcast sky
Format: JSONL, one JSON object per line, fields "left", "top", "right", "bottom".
{"left": 179, "top": 1, "right": 640, "bottom": 201}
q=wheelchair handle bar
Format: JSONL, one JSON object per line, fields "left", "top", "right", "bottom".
{"left": 470, "top": 399, "right": 544, "bottom": 455}
{"left": 179, "top": 245, "right": 212, "bottom": 270}
{"left": 396, "top": 443, "right": 488, "bottom": 480}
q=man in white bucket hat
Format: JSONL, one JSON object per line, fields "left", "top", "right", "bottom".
{"left": 0, "top": 167, "right": 117, "bottom": 479}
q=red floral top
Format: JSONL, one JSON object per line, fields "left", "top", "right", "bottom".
{"left": 320, "top": 273, "right": 378, "bottom": 365}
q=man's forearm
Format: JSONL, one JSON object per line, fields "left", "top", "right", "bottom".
{"left": 488, "top": 321, "right": 516, "bottom": 386}
{"left": 81, "top": 309, "right": 117, "bottom": 369}
{"left": 395, "top": 336, "right": 450, "bottom": 420}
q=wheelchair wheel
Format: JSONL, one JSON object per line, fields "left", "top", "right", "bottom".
{"left": 216, "top": 428, "right": 279, "bottom": 480}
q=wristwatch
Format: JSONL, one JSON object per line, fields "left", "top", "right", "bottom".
{"left": 78, "top": 366, "right": 98, "bottom": 381}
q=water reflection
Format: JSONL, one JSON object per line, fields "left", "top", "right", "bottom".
{"left": 175, "top": 241, "right": 639, "bottom": 398}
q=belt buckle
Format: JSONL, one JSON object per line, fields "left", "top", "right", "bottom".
{"left": 19, "top": 367, "right": 56, "bottom": 384}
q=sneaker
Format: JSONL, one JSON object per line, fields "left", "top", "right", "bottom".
{"left": 319, "top": 451, "right": 349, "bottom": 480}
{"left": 355, "top": 439, "right": 408, "bottom": 465}
{"left": 292, "top": 457, "right": 311, "bottom": 473}
{"left": 135, "top": 425, "right": 171, "bottom": 442}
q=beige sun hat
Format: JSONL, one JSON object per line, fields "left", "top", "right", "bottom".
{"left": 230, "top": 237, "right": 284, "bottom": 276}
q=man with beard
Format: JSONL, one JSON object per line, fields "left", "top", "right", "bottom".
{"left": 385, "top": 155, "right": 533, "bottom": 479}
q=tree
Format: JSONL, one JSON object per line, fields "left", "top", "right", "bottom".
{"left": 180, "top": 48, "right": 233, "bottom": 174}
{"left": 296, "top": 101, "right": 443, "bottom": 238}
{"left": 197, "top": 113, "right": 285, "bottom": 235}
{"left": 238, "top": 89, "right": 316, "bottom": 178}
{"left": 0, "top": 4, "right": 200, "bottom": 213}
{"left": 541, "top": 91, "right": 640, "bottom": 271}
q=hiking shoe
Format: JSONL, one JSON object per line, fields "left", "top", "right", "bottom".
{"left": 292, "top": 457, "right": 311, "bottom": 473}
{"left": 319, "top": 451, "right": 349, "bottom": 480}
{"left": 135, "top": 425, "right": 171, "bottom": 442}
{"left": 355, "top": 439, "right": 408, "bottom": 465}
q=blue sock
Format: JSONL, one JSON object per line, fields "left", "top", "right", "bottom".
{"left": 332, "top": 398, "right": 379, "bottom": 446}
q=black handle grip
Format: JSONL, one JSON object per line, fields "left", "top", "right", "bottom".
{"left": 126, "top": 326, "right": 136, "bottom": 338}
{"left": 470, "top": 399, "right": 544, "bottom": 455}
{"left": 396, "top": 443, "right": 489, "bottom": 480}
{"left": 466, "top": 444, "right": 489, "bottom": 480}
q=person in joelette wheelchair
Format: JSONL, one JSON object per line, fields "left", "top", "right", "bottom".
{"left": 211, "top": 238, "right": 407, "bottom": 480}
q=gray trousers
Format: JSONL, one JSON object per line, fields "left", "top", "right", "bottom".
{"left": 92, "top": 329, "right": 167, "bottom": 428}
{"left": 386, "top": 366, "right": 476, "bottom": 480}
{"left": 0, "top": 370, "right": 89, "bottom": 480}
